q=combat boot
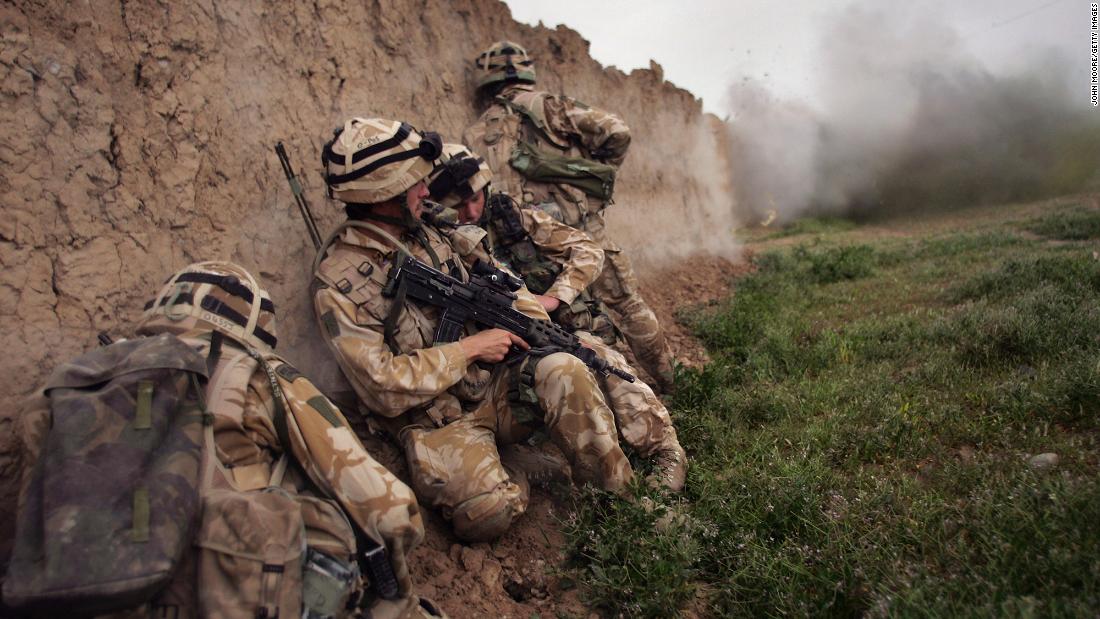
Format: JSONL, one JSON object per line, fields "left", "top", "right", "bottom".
{"left": 500, "top": 443, "right": 573, "bottom": 487}
{"left": 649, "top": 440, "right": 688, "bottom": 492}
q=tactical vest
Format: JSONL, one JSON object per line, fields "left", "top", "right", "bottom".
{"left": 485, "top": 198, "right": 619, "bottom": 346}
{"left": 470, "top": 88, "right": 607, "bottom": 228}
{"left": 312, "top": 222, "right": 498, "bottom": 428}
{"left": 487, "top": 195, "right": 562, "bottom": 297}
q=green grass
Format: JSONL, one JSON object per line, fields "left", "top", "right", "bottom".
{"left": 766, "top": 216, "right": 858, "bottom": 239}
{"left": 1024, "top": 205, "right": 1100, "bottom": 240}
{"left": 563, "top": 200, "right": 1100, "bottom": 617}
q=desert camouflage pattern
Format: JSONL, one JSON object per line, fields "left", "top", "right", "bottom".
{"left": 464, "top": 84, "right": 630, "bottom": 226}
{"left": 314, "top": 222, "right": 635, "bottom": 540}
{"left": 313, "top": 223, "right": 546, "bottom": 428}
{"left": 507, "top": 204, "right": 605, "bottom": 304}
{"left": 465, "top": 84, "right": 676, "bottom": 391}
{"left": 194, "top": 484, "right": 305, "bottom": 619}
{"left": 428, "top": 143, "right": 494, "bottom": 209}
{"left": 575, "top": 332, "right": 687, "bottom": 490}
{"left": 136, "top": 261, "right": 279, "bottom": 354}
{"left": 47, "top": 326, "right": 427, "bottom": 618}
{"left": 324, "top": 117, "right": 440, "bottom": 205}
{"left": 189, "top": 334, "right": 425, "bottom": 601}
{"left": 583, "top": 211, "right": 677, "bottom": 392}
{"left": 477, "top": 203, "right": 685, "bottom": 488}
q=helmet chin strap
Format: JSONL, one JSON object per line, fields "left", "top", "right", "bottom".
{"left": 348, "top": 201, "right": 423, "bottom": 232}
{"left": 362, "top": 211, "right": 421, "bottom": 231}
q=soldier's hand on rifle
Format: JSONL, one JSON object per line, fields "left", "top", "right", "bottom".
{"left": 460, "top": 328, "right": 530, "bottom": 363}
{"left": 536, "top": 295, "right": 561, "bottom": 313}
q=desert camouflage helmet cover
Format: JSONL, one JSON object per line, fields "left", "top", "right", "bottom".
{"left": 322, "top": 117, "right": 442, "bottom": 204}
{"left": 137, "top": 261, "right": 278, "bottom": 352}
{"left": 428, "top": 143, "right": 494, "bottom": 208}
{"left": 475, "top": 40, "right": 536, "bottom": 89}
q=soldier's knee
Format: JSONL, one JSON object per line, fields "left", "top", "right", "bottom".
{"left": 535, "top": 351, "right": 590, "bottom": 382}
{"left": 450, "top": 482, "right": 525, "bottom": 543}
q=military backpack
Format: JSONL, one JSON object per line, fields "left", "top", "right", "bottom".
{"left": 2, "top": 333, "right": 208, "bottom": 615}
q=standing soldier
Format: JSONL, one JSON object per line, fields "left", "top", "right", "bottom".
{"left": 311, "top": 117, "right": 638, "bottom": 543}
{"left": 427, "top": 144, "right": 686, "bottom": 491}
{"left": 464, "top": 40, "right": 677, "bottom": 393}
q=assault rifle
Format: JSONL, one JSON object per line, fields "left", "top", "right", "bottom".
{"left": 383, "top": 254, "right": 636, "bottom": 382}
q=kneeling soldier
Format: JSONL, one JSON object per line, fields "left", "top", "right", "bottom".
{"left": 312, "top": 117, "right": 639, "bottom": 542}
{"left": 427, "top": 144, "right": 687, "bottom": 491}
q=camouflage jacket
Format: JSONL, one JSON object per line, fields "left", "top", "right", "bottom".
{"left": 464, "top": 84, "right": 631, "bottom": 228}
{"left": 486, "top": 197, "right": 604, "bottom": 304}
{"left": 313, "top": 222, "right": 550, "bottom": 432}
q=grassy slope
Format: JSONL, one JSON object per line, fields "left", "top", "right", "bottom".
{"left": 562, "top": 196, "right": 1100, "bottom": 618}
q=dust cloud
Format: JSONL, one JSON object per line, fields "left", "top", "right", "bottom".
{"left": 724, "top": 2, "right": 1099, "bottom": 223}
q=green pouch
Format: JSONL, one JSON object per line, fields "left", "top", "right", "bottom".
{"left": 509, "top": 140, "right": 617, "bottom": 200}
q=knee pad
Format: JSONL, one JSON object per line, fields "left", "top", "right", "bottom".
{"left": 450, "top": 482, "right": 525, "bottom": 543}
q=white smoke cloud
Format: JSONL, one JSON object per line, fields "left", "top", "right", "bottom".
{"left": 724, "top": 1, "right": 1098, "bottom": 222}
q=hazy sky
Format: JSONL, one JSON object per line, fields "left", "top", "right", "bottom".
{"left": 503, "top": 0, "right": 1080, "bottom": 114}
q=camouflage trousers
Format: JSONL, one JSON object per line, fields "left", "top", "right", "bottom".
{"left": 400, "top": 352, "right": 632, "bottom": 542}
{"left": 575, "top": 331, "right": 682, "bottom": 460}
{"left": 582, "top": 211, "right": 676, "bottom": 392}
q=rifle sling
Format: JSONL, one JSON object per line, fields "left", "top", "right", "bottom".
{"left": 382, "top": 274, "right": 406, "bottom": 355}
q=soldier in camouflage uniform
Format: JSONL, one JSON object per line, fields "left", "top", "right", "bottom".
{"left": 463, "top": 40, "right": 678, "bottom": 393}
{"left": 427, "top": 143, "right": 687, "bottom": 491}
{"left": 12, "top": 262, "right": 439, "bottom": 618}
{"left": 312, "top": 117, "right": 640, "bottom": 542}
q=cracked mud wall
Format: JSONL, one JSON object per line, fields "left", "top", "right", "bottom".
{"left": 0, "top": 0, "right": 733, "bottom": 567}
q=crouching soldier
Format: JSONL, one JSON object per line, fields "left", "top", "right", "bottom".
{"left": 464, "top": 40, "right": 678, "bottom": 393}
{"left": 311, "top": 117, "right": 640, "bottom": 542}
{"left": 3, "top": 261, "right": 440, "bottom": 619}
{"left": 427, "top": 144, "right": 687, "bottom": 491}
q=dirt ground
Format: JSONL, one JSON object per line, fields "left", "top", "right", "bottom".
{"left": 390, "top": 252, "right": 747, "bottom": 618}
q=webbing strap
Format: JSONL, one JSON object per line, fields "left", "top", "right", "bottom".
{"left": 381, "top": 273, "right": 407, "bottom": 355}
{"left": 135, "top": 380, "right": 154, "bottom": 430}
{"left": 142, "top": 294, "right": 278, "bottom": 349}
{"left": 246, "top": 349, "right": 292, "bottom": 469}
{"left": 412, "top": 228, "right": 442, "bottom": 270}
{"left": 499, "top": 95, "right": 567, "bottom": 151}
{"left": 174, "top": 271, "right": 275, "bottom": 312}
{"left": 132, "top": 487, "right": 150, "bottom": 542}
{"left": 206, "top": 331, "right": 224, "bottom": 375}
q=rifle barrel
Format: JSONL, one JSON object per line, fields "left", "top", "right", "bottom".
{"left": 275, "top": 141, "right": 323, "bottom": 250}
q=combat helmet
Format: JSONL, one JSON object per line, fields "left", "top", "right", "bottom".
{"left": 475, "top": 40, "right": 536, "bottom": 90}
{"left": 321, "top": 117, "right": 443, "bottom": 205}
{"left": 428, "top": 143, "right": 494, "bottom": 208}
{"left": 137, "top": 261, "right": 278, "bottom": 352}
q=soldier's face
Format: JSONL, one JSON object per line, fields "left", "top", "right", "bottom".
{"left": 406, "top": 180, "right": 429, "bottom": 218}
{"left": 457, "top": 189, "right": 486, "bottom": 224}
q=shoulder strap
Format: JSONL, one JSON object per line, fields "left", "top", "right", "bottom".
{"left": 200, "top": 349, "right": 259, "bottom": 492}
{"left": 500, "top": 91, "right": 572, "bottom": 150}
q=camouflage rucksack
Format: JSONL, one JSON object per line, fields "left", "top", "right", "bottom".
{"left": 2, "top": 333, "right": 208, "bottom": 615}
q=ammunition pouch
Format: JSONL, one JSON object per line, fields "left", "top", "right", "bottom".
{"left": 550, "top": 294, "right": 619, "bottom": 345}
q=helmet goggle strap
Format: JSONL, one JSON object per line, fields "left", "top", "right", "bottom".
{"left": 428, "top": 156, "right": 481, "bottom": 204}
